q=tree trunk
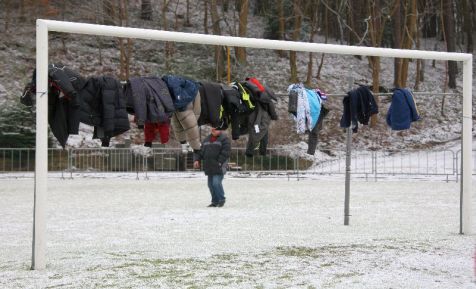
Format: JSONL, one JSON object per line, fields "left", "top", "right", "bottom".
{"left": 393, "top": 0, "right": 402, "bottom": 87}
{"left": 141, "top": 0, "right": 152, "bottom": 20}
{"left": 211, "top": 0, "right": 225, "bottom": 80}
{"left": 277, "top": 0, "right": 286, "bottom": 57}
{"left": 421, "top": 0, "right": 437, "bottom": 38}
{"left": 185, "top": 0, "right": 191, "bottom": 26}
{"left": 415, "top": 16, "right": 422, "bottom": 90}
{"left": 316, "top": 2, "right": 328, "bottom": 80}
{"left": 305, "top": 0, "right": 318, "bottom": 86}
{"left": 289, "top": 0, "right": 302, "bottom": 83}
{"left": 442, "top": 0, "right": 457, "bottom": 88}
{"left": 162, "top": 0, "right": 173, "bottom": 70}
{"left": 19, "top": 0, "right": 26, "bottom": 22}
{"left": 398, "top": 0, "right": 418, "bottom": 88}
{"left": 349, "top": 0, "right": 365, "bottom": 45}
{"left": 235, "top": 0, "right": 248, "bottom": 64}
{"left": 462, "top": 0, "right": 473, "bottom": 52}
{"left": 204, "top": 0, "right": 209, "bottom": 34}
{"left": 103, "top": 0, "right": 116, "bottom": 25}
{"left": 118, "top": 0, "right": 131, "bottom": 81}
{"left": 367, "top": 0, "right": 392, "bottom": 126}
{"left": 4, "top": 0, "right": 11, "bottom": 33}
{"left": 222, "top": 0, "right": 229, "bottom": 12}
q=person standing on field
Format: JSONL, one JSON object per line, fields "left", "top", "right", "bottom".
{"left": 193, "top": 127, "right": 231, "bottom": 207}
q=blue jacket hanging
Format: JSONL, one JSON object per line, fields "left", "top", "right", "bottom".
{"left": 386, "top": 88, "right": 420, "bottom": 130}
{"left": 305, "top": 88, "right": 321, "bottom": 130}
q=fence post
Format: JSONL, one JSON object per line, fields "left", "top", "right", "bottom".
{"left": 144, "top": 152, "right": 149, "bottom": 180}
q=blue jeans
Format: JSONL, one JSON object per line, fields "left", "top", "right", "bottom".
{"left": 207, "top": 175, "right": 225, "bottom": 204}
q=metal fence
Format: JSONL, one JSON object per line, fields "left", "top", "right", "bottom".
{"left": 0, "top": 147, "right": 473, "bottom": 181}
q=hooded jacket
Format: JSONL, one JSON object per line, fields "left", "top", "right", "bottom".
{"left": 243, "top": 79, "right": 278, "bottom": 120}
{"left": 193, "top": 132, "right": 231, "bottom": 175}
{"left": 21, "top": 63, "right": 86, "bottom": 147}
{"left": 162, "top": 75, "right": 198, "bottom": 111}
{"left": 386, "top": 88, "right": 420, "bottom": 130}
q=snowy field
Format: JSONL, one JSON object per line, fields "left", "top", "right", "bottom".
{"left": 0, "top": 177, "right": 475, "bottom": 288}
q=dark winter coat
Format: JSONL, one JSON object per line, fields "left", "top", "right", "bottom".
{"left": 222, "top": 85, "right": 245, "bottom": 140}
{"left": 198, "top": 82, "right": 225, "bottom": 128}
{"left": 194, "top": 133, "right": 231, "bottom": 175}
{"left": 162, "top": 75, "right": 198, "bottom": 111}
{"left": 242, "top": 80, "right": 278, "bottom": 120}
{"left": 124, "top": 77, "right": 175, "bottom": 127}
{"left": 47, "top": 64, "right": 86, "bottom": 107}
{"left": 21, "top": 64, "right": 86, "bottom": 147}
{"left": 47, "top": 87, "right": 80, "bottom": 147}
{"left": 386, "top": 88, "right": 420, "bottom": 130}
{"left": 245, "top": 102, "right": 271, "bottom": 157}
{"left": 78, "top": 76, "right": 130, "bottom": 146}
{"left": 340, "top": 86, "right": 378, "bottom": 133}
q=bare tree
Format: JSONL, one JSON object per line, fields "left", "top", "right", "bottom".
{"left": 235, "top": 0, "right": 249, "bottom": 64}
{"left": 185, "top": 0, "right": 191, "bottom": 26}
{"left": 396, "top": 0, "right": 418, "bottom": 88}
{"left": 103, "top": 0, "right": 116, "bottom": 25}
{"left": 4, "top": 0, "right": 11, "bottom": 33}
{"left": 118, "top": 0, "right": 132, "bottom": 80}
{"left": 276, "top": 0, "right": 286, "bottom": 57}
{"left": 141, "top": 0, "right": 152, "bottom": 20}
{"left": 393, "top": 0, "right": 402, "bottom": 87}
{"left": 441, "top": 0, "right": 457, "bottom": 88}
{"left": 289, "top": 0, "right": 302, "bottom": 83}
{"left": 461, "top": 0, "right": 473, "bottom": 52}
{"left": 204, "top": 0, "right": 209, "bottom": 34}
{"left": 414, "top": 15, "right": 423, "bottom": 90}
{"left": 162, "top": 0, "right": 175, "bottom": 70}
{"left": 316, "top": 1, "right": 329, "bottom": 80}
{"left": 366, "top": 0, "right": 396, "bottom": 126}
{"left": 211, "top": 0, "right": 225, "bottom": 80}
{"left": 305, "top": 0, "right": 319, "bottom": 86}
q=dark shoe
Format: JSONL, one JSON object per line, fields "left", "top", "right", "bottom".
{"left": 217, "top": 200, "right": 226, "bottom": 207}
{"left": 207, "top": 203, "right": 217, "bottom": 207}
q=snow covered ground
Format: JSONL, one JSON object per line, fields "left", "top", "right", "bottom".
{"left": 0, "top": 177, "right": 475, "bottom": 288}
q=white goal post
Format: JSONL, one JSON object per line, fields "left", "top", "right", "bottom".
{"left": 33, "top": 19, "right": 473, "bottom": 270}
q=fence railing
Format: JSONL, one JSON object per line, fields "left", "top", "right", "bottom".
{"left": 0, "top": 147, "right": 473, "bottom": 181}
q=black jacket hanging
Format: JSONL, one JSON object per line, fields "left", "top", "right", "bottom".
{"left": 78, "top": 76, "right": 130, "bottom": 146}
{"left": 21, "top": 63, "right": 86, "bottom": 147}
{"left": 198, "top": 82, "right": 224, "bottom": 128}
{"left": 340, "top": 86, "right": 378, "bottom": 133}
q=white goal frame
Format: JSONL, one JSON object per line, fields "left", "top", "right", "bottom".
{"left": 32, "top": 19, "right": 473, "bottom": 270}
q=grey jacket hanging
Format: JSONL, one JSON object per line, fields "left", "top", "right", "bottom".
{"left": 124, "top": 77, "right": 175, "bottom": 127}
{"left": 245, "top": 102, "right": 271, "bottom": 157}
